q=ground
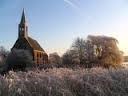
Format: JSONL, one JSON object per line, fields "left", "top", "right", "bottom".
{"left": 0, "top": 67, "right": 127, "bottom": 96}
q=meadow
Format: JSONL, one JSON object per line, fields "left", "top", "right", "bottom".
{"left": 0, "top": 67, "right": 127, "bottom": 96}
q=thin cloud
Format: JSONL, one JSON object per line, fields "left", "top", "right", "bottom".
{"left": 63, "top": 0, "right": 79, "bottom": 10}
{"left": 63, "top": 0, "right": 91, "bottom": 25}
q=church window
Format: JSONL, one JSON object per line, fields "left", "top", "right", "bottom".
{"left": 37, "top": 53, "right": 39, "bottom": 64}
{"left": 40, "top": 53, "right": 42, "bottom": 58}
{"left": 26, "top": 27, "right": 28, "bottom": 32}
{"left": 37, "top": 53, "right": 38, "bottom": 57}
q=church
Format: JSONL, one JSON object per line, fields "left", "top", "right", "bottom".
{"left": 12, "top": 10, "right": 48, "bottom": 65}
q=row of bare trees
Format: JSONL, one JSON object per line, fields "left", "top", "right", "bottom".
{"left": 61, "top": 35, "right": 123, "bottom": 68}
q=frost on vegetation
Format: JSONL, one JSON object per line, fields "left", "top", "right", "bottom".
{"left": 0, "top": 67, "right": 127, "bottom": 96}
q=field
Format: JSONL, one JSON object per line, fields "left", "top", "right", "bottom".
{"left": 0, "top": 67, "right": 127, "bottom": 96}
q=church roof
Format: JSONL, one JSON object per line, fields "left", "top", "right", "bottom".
{"left": 27, "top": 37, "right": 45, "bottom": 51}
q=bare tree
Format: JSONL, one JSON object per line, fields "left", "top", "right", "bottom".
{"left": 62, "top": 49, "right": 80, "bottom": 67}
{"left": 0, "top": 46, "right": 9, "bottom": 74}
{"left": 0, "top": 46, "right": 9, "bottom": 64}
{"left": 62, "top": 35, "right": 123, "bottom": 69}
{"left": 62, "top": 37, "right": 95, "bottom": 67}
{"left": 71, "top": 37, "right": 86, "bottom": 65}
{"left": 49, "top": 52, "right": 61, "bottom": 65}
{"left": 86, "top": 35, "right": 123, "bottom": 68}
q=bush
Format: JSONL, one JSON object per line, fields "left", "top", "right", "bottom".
{"left": 49, "top": 52, "right": 62, "bottom": 65}
{"left": 6, "top": 49, "right": 34, "bottom": 71}
{"left": 0, "top": 67, "right": 127, "bottom": 96}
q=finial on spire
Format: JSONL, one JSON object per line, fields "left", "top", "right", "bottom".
{"left": 20, "top": 8, "right": 26, "bottom": 24}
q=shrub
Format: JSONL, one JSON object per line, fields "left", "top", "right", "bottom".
{"left": 6, "top": 49, "right": 34, "bottom": 71}
{"left": 49, "top": 52, "right": 62, "bottom": 65}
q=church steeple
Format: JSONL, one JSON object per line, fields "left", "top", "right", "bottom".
{"left": 20, "top": 9, "right": 26, "bottom": 24}
{"left": 18, "top": 9, "right": 28, "bottom": 38}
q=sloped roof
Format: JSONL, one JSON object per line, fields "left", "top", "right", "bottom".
{"left": 27, "top": 37, "right": 44, "bottom": 51}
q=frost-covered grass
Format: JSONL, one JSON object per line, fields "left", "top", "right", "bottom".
{"left": 0, "top": 67, "right": 128, "bottom": 96}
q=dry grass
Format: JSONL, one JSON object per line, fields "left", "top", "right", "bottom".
{"left": 0, "top": 67, "right": 127, "bottom": 96}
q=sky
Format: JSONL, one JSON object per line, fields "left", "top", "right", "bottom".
{"left": 0, "top": 0, "right": 128, "bottom": 56}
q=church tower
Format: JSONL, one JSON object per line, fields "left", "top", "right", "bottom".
{"left": 18, "top": 9, "right": 28, "bottom": 38}
{"left": 12, "top": 9, "right": 48, "bottom": 65}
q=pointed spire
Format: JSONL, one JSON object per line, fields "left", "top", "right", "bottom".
{"left": 20, "top": 8, "right": 26, "bottom": 24}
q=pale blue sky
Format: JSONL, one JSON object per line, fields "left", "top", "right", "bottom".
{"left": 0, "top": 0, "right": 128, "bottom": 55}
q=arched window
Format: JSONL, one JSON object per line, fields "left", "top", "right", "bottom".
{"left": 26, "top": 27, "right": 28, "bottom": 32}
{"left": 37, "top": 53, "right": 39, "bottom": 64}
{"left": 40, "top": 53, "right": 42, "bottom": 58}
